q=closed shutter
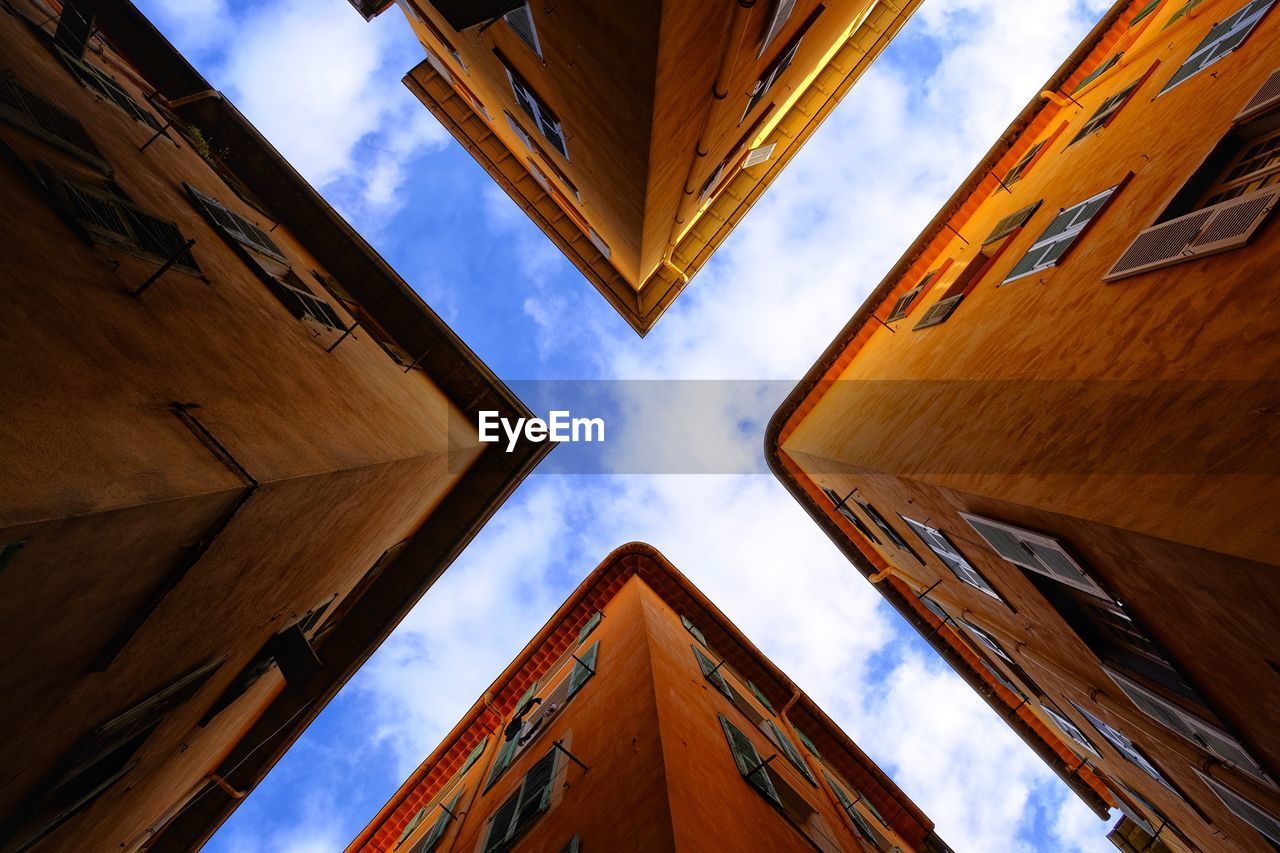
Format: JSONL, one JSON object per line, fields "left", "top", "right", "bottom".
{"left": 1105, "top": 187, "right": 1278, "bottom": 279}
{"left": 983, "top": 200, "right": 1042, "bottom": 244}
{"left": 0, "top": 76, "right": 103, "bottom": 162}
{"left": 483, "top": 791, "right": 521, "bottom": 853}
{"left": 767, "top": 721, "right": 814, "bottom": 782}
{"left": 1105, "top": 668, "right": 1268, "bottom": 779}
{"left": 1161, "top": 0, "right": 1275, "bottom": 94}
{"left": 577, "top": 611, "right": 602, "bottom": 644}
{"left": 1197, "top": 771, "right": 1280, "bottom": 843}
{"left": 461, "top": 737, "right": 488, "bottom": 774}
{"left": 748, "top": 681, "right": 775, "bottom": 714}
{"left": 693, "top": 645, "right": 733, "bottom": 700}
{"left": 568, "top": 641, "right": 598, "bottom": 698}
{"left": 912, "top": 294, "right": 964, "bottom": 329}
{"left": 512, "top": 751, "right": 556, "bottom": 837}
{"left": 1003, "top": 184, "right": 1120, "bottom": 283}
{"left": 719, "top": 714, "right": 781, "bottom": 805}
{"left": 124, "top": 208, "right": 199, "bottom": 273}
{"left": 503, "top": 3, "right": 542, "bottom": 56}
{"left": 681, "top": 615, "right": 708, "bottom": 647}
{"left": 42, "top": 167, "right": 130, "bottom": 241}
{"left": 960, "top": 514, "right": 1110, "bottom": 599}
{"left": 743, "top": 143, "right": 777, "bottom": 169}
{"left": 1235, "top": 68, "right": 1280, "bottom": 122}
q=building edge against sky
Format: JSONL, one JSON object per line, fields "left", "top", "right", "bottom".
{"left": 347, "top": 542, "right": 968, "bottom": 853}
{"left": 0, "top": 1, "right": 550, "bottom": 850}
{"left": 769, "top": 0, "right": 1280, "bottom": 850}
{"left": 349, "top": 0, "right": 925, "bottom": 335}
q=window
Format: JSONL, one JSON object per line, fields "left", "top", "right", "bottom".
{"left": 461, "top": 737, "right": 488, "bottom": 775}
{"left": 484, "top": 749, "right": 558, "bottom": 853}
{"left": 693, "top": 644, "right": 732, "bottom": 700}
{"left": 856, "top": 501, "right": 924, "bottom": 564}
{"left": 185, "top": 183, "right": 286, "bottom": 262}
{"left": 1040, "top": 704, "right": 1101, "bottom": 756}
{"left": 267, "top": 272, "right": 346, "bottom": 330}
{"left": 721, "top": 714, "right": 781, "bottom": 805}
{"left": 1073, "top": 53, "right": 1123, "bottom": 94}
{"left": 399, "top": 788, "right": 462, "bottom": 853}
{"left": 758, "top": 0, "right": 797, "bottom": 57}
{"left": 1070, "top": 83, "right": 1140, "bottom": 143}
{"left": 682, "top": 615, "right": 708, "bottom": 647}
{"left": 505, "top": 67, "right": 567, "bottom": 159}
{"left": 748, "top": 680, "right": 776, "bottom": 714}
{"left": 794, "top": 726, "right": 821, "bottom": 759}
{"left": 586, "top": 227, "right": 610, "bottom": 260}
{"left": 313, "top": 272, "right": 415, "bottom": 366}
{"left": 742, "top": 32, "right": 803, "bottom": 123}
{"left": 823, "top": 770, "right": 893, "bottom": 850}
{"left": 1072, "top": 702, "right": 1173, "bottom": 786}
{"left": 766, "top": 721, "right": 815, "bottom": 783}
{"left": 959, "top": 619, "right": 1016, "bottom": 666}
{"left": 1196, "top": 770, "right": 1280, "bottom": 845}
{"left": 820, "top": 486, "right": 880, "bottom": 545}
{"left": 983, "top": 201, "right": 1042, "bottom": 244}
{"left": 38, "top": 164, "right": 199, "bottom": 274}
{"left": 0, "top": 74, "right": 105, "bottom": 168}
{"left": 901, "top": 516, "right": 1003, "bottom": 600}
{"left": 1104, "top": 666, "right": 1269, "bottom": 780}
{"left": 960, "top": 514, "right": 1111, "bottom": 599}
{"left": 55, "top": 50, "right": 164, "bottom": 133}
{"left": 912, "top": 251, "right": 1003, "bottom": 330}
{"left": 1160, "top": 0, "right": 1274, "bottom": 94}
{"left": 1002, "top": 184, "right": 1121, "bottom": 283}
{"left": 886, "top": 270, "right": 936, "bottom": 322}
{"left": 504, "top": 3, "right": 542, "bottom": 57}
{"left": 1003, "top": 140, "right": 1046, "bottom": 186}
{"left": 1201, "top": 126, "right": 1280, "bottom": 205}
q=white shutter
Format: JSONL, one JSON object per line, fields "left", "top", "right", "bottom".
{"left": 960, "top": 513, "right": 1111, "bottom": 599}
{"left": 504, "top": 3, "right": 542, "bottom": 57}
{"left": 1040, "top": 704, "right": 1100, "bottom": 756}
{"left": 903, "top": 517, "right": 999, "bottom": 598}
{"left": 587, "top": 227, "right": 611, "bottom": 259}
{"left": 758, "top": 0, "right": 797, "bottom": 57}
{"left": 1235, "top": 67, "right": 1280, "bottom": 122}
{"left": 1002, "top": 185, "right": 1119, "bottom": 283}
{"left": 743, "top": 143, "right": 777, "bottom": 169}
{"left": 1197, "top": 770, "right": 1280, "bottom": 843}
{"left": 504, "top": 111, "right": 533, "bottom": 152}
{"left": 421, "top": 46, "right": 454, "bottom": 84}
{"left": 1106, "top": 667, "right": 1269, "bottom": 779}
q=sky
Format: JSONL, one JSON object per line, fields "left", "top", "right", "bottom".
{"left": 130, "top": 0, "right": 1119, "bottom": 850}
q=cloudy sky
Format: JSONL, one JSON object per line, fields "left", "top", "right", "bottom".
{"left": 131, "top": 0, "right": 1119, "bottom": 850}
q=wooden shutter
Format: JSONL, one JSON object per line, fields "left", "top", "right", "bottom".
{"left": 794, "top": 727, "right": 821, "bottom": 759}
{"left": 568, "top": 641, "right": 598, "bottom": 698}
{"left": 758, "top": 0, "right": 797, "bottom": 56}
{"left": 512, "top": 750, "right": 557, "bottom": 837}
{"left": 822, "top": 487, "right": 881, "bottom": 544}
{"left": 55, "top": 0, "right": 94, "bottom": 58}
{"left": 719, "top": 714, "right": 781, "bottom": 805}
{"left": 1003, "top": 184, "right": 1120, "bottom": 282}
{"left": 186, "top": 183, "right": 286, "bottom": 261}
{"left": 681, "top": 615, "right": 708, "bottom": 647}
{"left": 486, "top": 735, "right": 519, "bottom": 790}
{"left": 960, "top": 513, "right": 1110, "bottom": 599}
{"left": 461, "top": 737, "right": 488, "bottom": 774}
{"left": 124, "top": 207, "right": 199, "bottom": 273}
{"left": 983, "top": 200, "right": 1042, "bottom": 244}
{"left": 411, "top": 789, "right": 462, "bottom": 853}
{"left": 767, "top": 721, "right": 814, "bottom": 782}
{"left": 1197, "top": 771, "right": 1280, "bottom": 843}
{"left": 503, "top": 3, "right": 542, "bottom": 57}
{"left": 1161, "top": 0, "right": 1275, "bottom": 94}
{"left": 1070, "top": 83, "right": 1138, "bottom": 143}
{"left": 912, "top": 294, "right": 964, "bottom": 329}
{"left": 748, "top": 680, "right": 776, "bottom": 714}
{"left": 1105, "top": 186, "right": 1278, "bottom": 279}
{"left": 1040, "top": 704, "right": 1100, "bottom": 756}
{"left": 959, "top": 619, "right": 1014, "bottom": 665}
{"left": 1072, "top": 52, "right": 1122, "bottom": 94}
{"left": 0, "top": 76, "right": 104, "bottom": 163}
{"left": 1004, "top": 139, "right": 1045, "bottom": 184}
{"left": 586, "top": 227, "right": 610, "bottom": 259}
{"left": 398, "top": 807, "right": 427, "bottom": 844}
{"left": 693, "top": 645, "right": 733, "bottom": 699}
{"left": 902, "top": 517, "right": 999, "bottom": 598}
{"left": 483, "top": 790, "right": 521, "bottom": 853}
{"left": 577, "top": 611, "right": 602, "bottom": 644}
{"left": 1236, "top": 68, "right": 1280, "bottom": 122}
{"left": 1105, "top": 667, "right": 1269, "bottom": 778}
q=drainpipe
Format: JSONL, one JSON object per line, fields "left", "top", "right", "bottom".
{"left": 664, "top": 0, "right": 758, "bottom": 262}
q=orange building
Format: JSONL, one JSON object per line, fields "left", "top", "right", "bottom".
{"left": 350, "top": 0, "right": 924, "bottom": 334}
{"left": 769, "top": 0, "right": 1280, "bottom": 850}
{"left": 0, "top": 1, "right": 548, "bottom": 850}
{"left": 347, "top": 543, "right": 971, "bottom": 853}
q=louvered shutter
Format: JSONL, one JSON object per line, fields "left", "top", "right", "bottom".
{"left": 858, "top": 502, "right": 913, "bottom": 552}
{"left": 483, "top": 790, "right": 521, "bottom": 853}
{"left": 902, "top": 517, "right": 998, "bottom": 598}
{"left": 486, "top": 736, "right": 518, "bottom": 789}
{"left": 1004, "top": 140, "right": 1045, "bottom": 184}
{"left": 693, "top": 646, "right": 733, "bottom": 700}
{"left": 55, "top": 0, "right": 94, "bottom": 58}
{"left": 822, "top": 487, "right": 881, "bottom": 544}
{"left": 795, "top": 726, "right": 821, "bottom": 758}
{"left": 758, "top": 0, "right": 797, "bottom": 56}
{"left": 0, "top": 76, "right": 103, "bottom": 161}
{"left": 959, "top": 620, "right": 1014, "bottom": 665}
{"left": 461, "top": 737, "right": 488, "bottom": 774}
{"left": 960, "top": 514, "right": 1110, "bottom": 599}
{"left": 1003, "top": 185, "right": 1119, "bottom": 283}
{"left": 1161, "top": 0, "right": 1275, "bottom": 93}
{"left": 912, "top": 294, "right": 964, "bottom": 329}
{"left": 577, "top": 611, "right": 602, "bottom": 644}
{"left": 512, "top": 750, "right": 556, "bottom": 837}
{"left": 1236, "top": 68, "right": 1280, "bottom": 121}
{"left": 767, "top": 721, "right": 814, "bottom": 782}
{"left": 748, "top": 680, "right": 775, "bottom": 714}
{"left": 125, "top": 207, "right": 199, "bottom": 272}
{"left": 568, "top": 641, "right": 598, "bottom": 698}
{"left": 504, "top": 3, "right": 541, "bottom": 56}
{"left": 681, "top": 615, "right": 708, "bottom": 647}
{"left": 983, "top": 201, "right": 1042, "bottom": 244}
{"left": 743, "top": 143, "right": 777, "bottom": 169}
{"left": 1105, "top": 187, "right": 1279, "bottom": 279}
{"left": 560, "top": 835, "right": 581, "bottom": 853}
{"left": 411, "top": 789, "right": 462, "bottom": 853}
{"left": 186, "top": 184, "right": 286, "bottom": 260}
{"left": 42, "top": 167, "right": 130, "bottom": 241}
{"left": 719, "top": 714, "right": 781, "bottom": 805}
{"left": 1198, "top": 771, "right": 1280, "bottom": 843}
{"left": 1105, "top": 667, "right": 1268, "bottom": 778}
{"left": 886, "top": 284, "right": 922, "bottom": 322}
{"left": 398, "top": 807, "right": 428, "bottom": 844}
{"left": 504, "top": 111, "right": 533, "bottom": 151}
{"left": 1040, "top": 704, "right": 1099, "bottom": 755}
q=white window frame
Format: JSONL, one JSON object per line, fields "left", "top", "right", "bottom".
{"left": 505, "top": 68, "right": 567, "bottom": 160}
{"left": 959, "top": 513, "right": 1111, "bottom": 600}
{"left": 743, "top": 142, "right": 777, "bottom": 169}
{"left": 1001, "top": 184, "right": 1119, "bottom": 283}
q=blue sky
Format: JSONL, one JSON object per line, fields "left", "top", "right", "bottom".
{"left": 132, "top": 1, "right": 1120, "bottom": 850}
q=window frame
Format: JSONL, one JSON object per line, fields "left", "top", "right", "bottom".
{"left": 483, "top": 748, "right": 559, "bottom": 853}
{"left": 503, "top": 2, "right": 543, "bottom": 58}
{"left": 504, "top": 65, "right": 568, "bottom": 160}
{"left": 901, "top": 515, "right": 1004, "bottom": 601}
{"left": 960, "top": 513, "right": 1112, "bottom": 600}
{"left": 1159, "top": 0, "right": 1276, "bottom": 95}
{"left": 1001, "top": 182, "right": 1124, "bottom": 283}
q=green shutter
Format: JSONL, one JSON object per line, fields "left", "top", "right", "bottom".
{"left": 483, "top": 790, "right": 521, "bottom": 853}
{"left": 0, "top": 541, "right": 25, "bottom": 574}
{"left": 512, "top": 750, "right": 557, "bottom": 837}
{"left": 397, "top": 807, "right": 428, "bottom": 844}
{"left": 794, "top": 726, "right": 821, "bottom": 759}
{"left": 486, "top": 736, "right": 518, "bottom": 790}
{"left": 411, "top": 789, "right": 462, "bottom": 853}
{"left": 576, "top": 610, "right": 602, "bottom": 644}
{"left": 513, "top": 679, "right": 540, "bottom": 717}
{"left": 767, "top": 721, "right": 814, "bottom": 783}
{"left": 747, "top": 680, "right": 776, "bottom": 714}
{"left": 568, "top": 641, "right": 598, "bottom": 698}
{"left": 719, "top": 714, "right": 781, "bottom": 806}
{"left": 680, "top": 615, "right": 708, "bottom": 647}
{"left": 692, "top": 646, "right": 733, "bottom": 700}
{"left": 461, "top": 736, "right": 488, "bottom": 774}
